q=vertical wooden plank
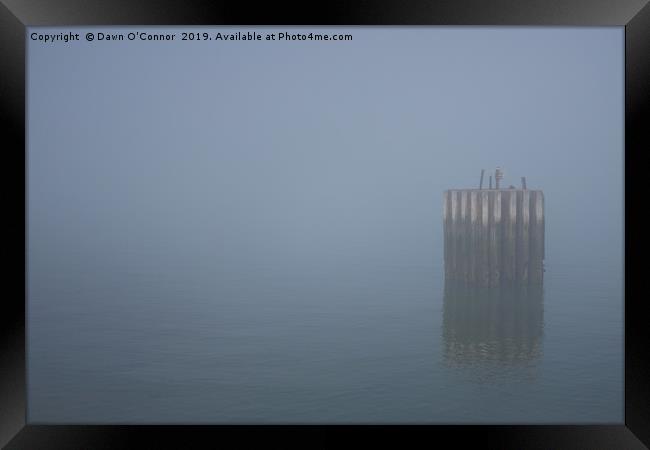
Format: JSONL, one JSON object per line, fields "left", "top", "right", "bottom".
{"left": 460, "top": 190, "right": 469, "bottom": 283}
{"left": 453, "top": 190, "right": 462, "bottom": 282}
{"left": 529, "top": 190, "right": 539, "bottom": 284}
{"left": 443, "top": 191, "right": 450, "bottom": 281}
{"left": 489, "top": 190, "right": 501, "bottom": 287}
{"left": 487, "top": 190, "right": 495, "bottom": 287}
{"left": 502, "top": 190, "right": 517, "bottom": 283}
{"left": 529, "top": 190, "right": 545, "bottom": 284}
{"left": 538, "top": 191, "right": 544, "bottom": 279}
{"left": 479, "top": 190, "right": 490, "bottom": 286}
{"left": 521, "top": 189, "right": 530, "bottom": 284}
{"left": 515, "top": 190, "right": 523, "bottom": 283}
{"left": 469, "top": 191, "right": 479, "bottom": 283}
{"left": 449, "top": 190, "right": 458, "bottom": 281}
{"left": 515, "top": 190, "right": 530, "bottom": 284}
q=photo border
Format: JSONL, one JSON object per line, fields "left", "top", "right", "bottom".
{"left": 1, "top": 0, "right": 648, "bottom": 447}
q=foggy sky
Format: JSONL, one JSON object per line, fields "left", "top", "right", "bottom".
{"left": 28, "top": 26, "right": 623, "bottom": 281}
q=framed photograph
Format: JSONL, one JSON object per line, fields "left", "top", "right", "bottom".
{"left": 2, "top": 1, "right": 648, "bottom": 448}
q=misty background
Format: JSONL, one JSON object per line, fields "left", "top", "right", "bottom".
{"left": 27, "top": 27, "right": 623, "bottom": 423}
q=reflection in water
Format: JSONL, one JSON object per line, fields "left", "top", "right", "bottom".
{"left": 442, "top": 281, "right": 544, "bottom": 367}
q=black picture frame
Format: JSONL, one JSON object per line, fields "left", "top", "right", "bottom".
{"left": 2, "top": 1, "right": 648, "bottom": 448}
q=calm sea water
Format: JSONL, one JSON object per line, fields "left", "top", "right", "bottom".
{"left": 27, "top": 231, "right": 623, "bottom": 423}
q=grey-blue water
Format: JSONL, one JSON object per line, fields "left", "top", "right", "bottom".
{"left": 27, "top": 26, "right": 623, "bottom": 423}
{"left": 27, "top": 231, "right": 623, "bottom": 423}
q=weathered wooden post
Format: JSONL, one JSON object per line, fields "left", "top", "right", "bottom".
{"left": 443, "top": 171, "right": 544, "bottom": 287}
{"left": 488, "top": 190, "right": 501, "bottom": 286}
{"left": 528, "top": 190, "right": 545, "bottom": 284}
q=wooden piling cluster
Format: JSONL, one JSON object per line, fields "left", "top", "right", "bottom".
{"left": 443, "top": 189, "right": 544, "bottom": 287}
